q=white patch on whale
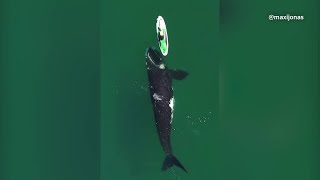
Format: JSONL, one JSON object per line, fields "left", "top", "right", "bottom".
{"left": 159, "top": 64, "right": 165, "bottom": 69}
{"left": 169, "top": 97, "right": 175, "bottom": 124}
{"left": 153, "top": 93, "right": 163, "bottom": 101}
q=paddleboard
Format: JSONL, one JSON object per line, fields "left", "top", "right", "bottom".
{"left": 156, "top": 16, "right": 169, "bottom": 56}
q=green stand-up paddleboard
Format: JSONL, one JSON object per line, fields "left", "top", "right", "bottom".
{"left": 156, "top": 16, "right": 169, "bottom": 56}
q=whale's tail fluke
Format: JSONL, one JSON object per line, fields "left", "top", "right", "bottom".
{"left": 162, "top": 154, "right": 187, "bottom": 173}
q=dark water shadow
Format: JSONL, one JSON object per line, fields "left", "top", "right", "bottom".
{"left": 220, "top": 0, "right": 247, "bottom": 31}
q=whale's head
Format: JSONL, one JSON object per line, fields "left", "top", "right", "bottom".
{"left": 145, "top": 47, "right": 165, "bottom": 69}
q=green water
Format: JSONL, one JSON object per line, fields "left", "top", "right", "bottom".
{"left": 1, "top": 0, "right": 319, "bottom": 180}
{"left": 101, "top": 1, "right": 219, "bottom": 179}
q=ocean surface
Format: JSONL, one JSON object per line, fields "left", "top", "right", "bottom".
{"left": 1, "top": 0, "right": 319, "bottom": 180}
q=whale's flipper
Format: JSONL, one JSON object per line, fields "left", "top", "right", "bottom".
{"left": 162, "top": 154, "right": 188, "bottom": 173}
{"left": 169, "top": 69, "right": 189, "bottom": 80}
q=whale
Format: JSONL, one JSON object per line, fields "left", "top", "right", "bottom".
{"left": 145, "top": 47, "right": 188, "bottom": 173}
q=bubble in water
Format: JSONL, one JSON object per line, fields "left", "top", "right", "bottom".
{"left": 115, "top": 85, "right": 119, "bottom": 94}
